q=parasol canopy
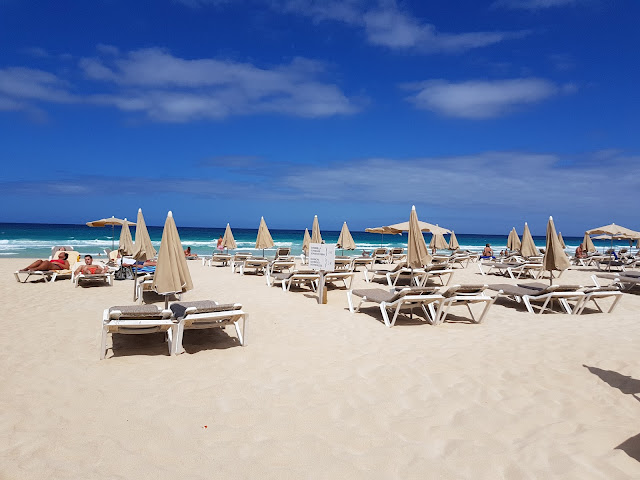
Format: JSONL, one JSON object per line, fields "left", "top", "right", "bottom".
{"left": 448, "top": 231, "right": 459, "bottom": 251}
{"left": 582, "top": 232, "right": 597, "bottom": 253}
{"left": 86, "top": 216, "right": 136, "bottom": 250}
{"left": 543, "top": 216, "right": 570, "bottom": 284}
{"left": 255, "top": 216, "right": 274, "bottom": 256}
{"left": 221, "top": 223, "right": 237, "bottom": 251}
{"left": 302, "top": 228, "right": 311, "bottom": 254}
{"left": 311, "top": 215, "right": 323, "bottom": 244}
{"left": 152, "top": 211, "right": 193, "bottom": 307}
{"left": 429, "top": 232, "right": 448, "bottom": 251}
{"left": 336, "top": 222, "right": 356, "bottom": 251}
{"left": 520, "top": 222, "right": 540, "bottom": 258}
{"left": 132, "top": 208, "right": 156, "bottom": 261}
{"left": 407, "top": 205, "right": 432, "bottom": 269}
{"left": 118, "top": 219, "right": 134, "bottom": 256}
{"left": 507, "top": 227, "right": 521, "bottom": 252}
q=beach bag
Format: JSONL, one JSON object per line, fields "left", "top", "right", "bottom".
{"left": 114, "top": 266, "right": 134, "bottom": 281}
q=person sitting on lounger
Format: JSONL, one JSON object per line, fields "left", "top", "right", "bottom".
{"left": 481, "top": 244, "right": 495, "bottom": 259}
{"left": 75, "top": 255, "right": 109, "bottom": 275}
{"left": 575, "top": 244, "right": 587, "bottom": 259}
{"left": 20, "top": 251, "right": 69, "bottom": 271}
{"left": 184, "top": 247, "right": 198, "bottom": 259}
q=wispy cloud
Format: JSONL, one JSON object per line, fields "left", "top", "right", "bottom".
{"left": 4, "top": 151, "right": 637, "bottom": 215}
{"left": 184, "top": 0, "right": 526, "bottom": 53}
{"left": 0, "top": 47, "right": 359, "bottom": 122}
{"left": 492, "top": 0, "right": 576, "bottom": 9}
{"left": 79, "top": 47, "right": 359, "bottom": 121}
{"left": 403, "top": 78, "right": 574, "bottom": 118}
{"left": 0, "top": 67, "right": 75, "bottom": 103}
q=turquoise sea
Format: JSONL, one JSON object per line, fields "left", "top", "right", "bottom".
{"left": 0, "top": 223, "right": 633, "bottom": 259}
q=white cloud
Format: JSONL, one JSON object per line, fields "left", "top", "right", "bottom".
{"left": 363, "top": 7, "right": 514, "bottom": 53}
{"left": 264, "top": 0, "right": 524, "bottom": 53}
{"left": 404, "top": 78, "right": 564, "bottom": 118}
{"left": 0, "top": 67, "right": 74, "bottom": 103}
{"left": 493, "top": 0, "right": 576, "bottom": 9}
{"left": 80, "top": 48, "right": 359, "bottom": 121}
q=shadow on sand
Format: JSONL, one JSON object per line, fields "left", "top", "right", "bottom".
{"left": 584, "top": 365, "right": 640, "bottom": 462}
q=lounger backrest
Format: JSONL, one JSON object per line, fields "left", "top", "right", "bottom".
{"left": 393, "top": 286, "right": 440, "bottom": 301}
{"left": 170, "top": 301, "right": 243, "bottom": 319}
{"left": 443, "top": 284, "right": 487, "bottom": 297}
{"left": 109, "top": 305, "right": 167, "bottom": 320}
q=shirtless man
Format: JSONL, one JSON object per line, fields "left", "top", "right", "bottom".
{"left": 75, "top": 255, "right": 109, "bottom": 275}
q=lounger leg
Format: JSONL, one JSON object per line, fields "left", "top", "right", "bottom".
{"left": 608, "top": 294, "right": 623, "bottom": 313}
{"left": 389, "top": 304, "right": 403, "bottom": 328}
{"left": 347, "top": 291, "right": 355, "bottom": 312}
{"left": 477, "top": 263, "right": 486, "bottom": 276}
{"left": 100, "top": 327, "right": 108, "bottom": 360}
{"left": 379, "top": 302, "right": 392, "bottom": 327}
{"left": 522, "top": 296, "right": 535, "bottom": 314}
{"left": 238, "top": 313, "right": 248, "bottom": 346}
{"left": 166, "top": 327, "right": 175, "bottom": 356}
{"left": 174, "top": 322, "right": 185, "bottom": 355}
{"left": 476, "top": 298, "right": 496, "bottom": 323}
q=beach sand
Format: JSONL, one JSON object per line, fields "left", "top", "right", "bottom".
{"left": 1, "top": 257, "right": 640, "bottom": 479}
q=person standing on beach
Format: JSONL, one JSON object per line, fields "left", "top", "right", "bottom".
{"left": 216, "top": 235, "right": 224, "bottom": 253}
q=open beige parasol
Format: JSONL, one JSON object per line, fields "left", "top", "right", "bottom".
{"left": 86, "top": 216, "right": 136, "bottom": 250}
{"left": 152, "top": 211, "right": 193, "bottom": 308}
{"left": 543, "top": 216, "right": 570, "bottom": 284}
{"left": 336, "top": 222, "right": 356, "bottom": 253}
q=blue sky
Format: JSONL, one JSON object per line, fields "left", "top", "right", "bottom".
{"left": 0, "top": 0, "right": 638, "bottom": 235}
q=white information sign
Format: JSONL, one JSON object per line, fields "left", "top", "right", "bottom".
{"left": 308, "top": 243, "right": 335, "bottom": 271}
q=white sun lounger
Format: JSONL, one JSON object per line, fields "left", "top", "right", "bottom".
{"left": 169, "top": 301, "right": 248, "bottom": 354}
{"left": 438, "top": 284, "right": 496, "bottom": 324}
{"left": 100, "top": 305, "right": 177, "bottom": 359}
{"left": 346, "top": 286, "right": 444, "bottom": 327}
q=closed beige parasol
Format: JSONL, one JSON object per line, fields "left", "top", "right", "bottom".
{"left": 255, "top": 216, "right": 274, "bottom": 256}
{"left": 543, "top": 216, "right": 570, "bottom": 284}
{"left": 336, "top": 222, "right": 356, "bottom": 252}
{"left": 302, "top": 228, "right": 311, "bottom": 255}
{"left": 448, "top": 231, "right": 460, "bottom": 251}
{"left": 152, "top": 211, "right": 193, "bottom": 308}
{"left": 507, "top": 227, "right": 521, "bottom": 252}
{"left": 118, "top": 219, "right": 134, "bottom": 256}
{"left": 407, "top": 205, "right": 431, "bottom": 269}
{"left": 132, "top": 208, "right": 156, "bottom": 261}
{"left": 221, "top": 223, "right": 237, "bottom": 251}
{"left": 311, "top": 215, "right": 322, "bottom": 244}
{"left": 520, "top": 222, "right": 540, "bottom": 258}
{"left": 429, "top": 232, "right": 448, "bottom": 251}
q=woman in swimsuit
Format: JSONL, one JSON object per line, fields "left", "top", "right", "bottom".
{"left": 20, "top": 252, "right": 70, "bottom": 271}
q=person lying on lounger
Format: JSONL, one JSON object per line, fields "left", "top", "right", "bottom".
{"left": 20, "top": 251, "right": 69, "bottom": 271}
{"left": 75, "top": 255, "right": 110, "bottom": 275}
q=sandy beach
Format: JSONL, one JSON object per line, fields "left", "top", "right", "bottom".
{"left": 2, "top": 257, "right": 640, "bottom": 479}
